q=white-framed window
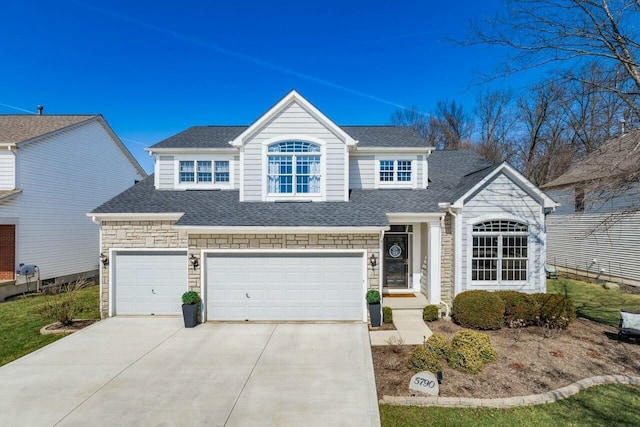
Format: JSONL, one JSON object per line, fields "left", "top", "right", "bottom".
{"left": 376, "top": 159, "right": 414, "bottom": 187}
{"left": 471, "top": 220, "right": 528, "bottom": 282}
{"left": 176, "top": 158, "right": 232, "bottom": 188}
{"left": 267, "top": 141, "right": 321, "bottom": 195}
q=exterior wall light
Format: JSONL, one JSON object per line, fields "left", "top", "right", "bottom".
{"left": 369, "top": 253, "right": 377, "bottom": 269}
{"left": 100, "top": 253, "right": 109, "bottom": 268}
{"left": 189, "top": 254, "right": 200, "bottom": 270}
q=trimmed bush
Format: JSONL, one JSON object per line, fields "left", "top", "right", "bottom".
{"left": 533, "top": 293, "right": 576, "bottom": 329}
{"left": 495, "top": 290, "right": 538, "bottom": 326}
{"left": 382, "top": 306, "right": 393, "bottom": 323}
{"left": 423, "top": 305, "right": 440, "bottom": 322}
{"left": 181, "top": 291, "right": 201, "bottom": 305}
{"left": 408, "top": 346, "right": 442, "bottom": 373}
{"left": 452, "top": 290, "right": 505, "bottom": 330}
{"left": 447, "top": 330, "right": 496, "bottom": 374}
{"left": 425, "top": 333, "right": 450, "bottom": 359}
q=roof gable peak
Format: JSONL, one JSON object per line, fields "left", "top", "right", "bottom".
{"left": 230, "top": 90, "right": 357, "bottom": 147}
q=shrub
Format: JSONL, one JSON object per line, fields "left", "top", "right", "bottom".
{"left": 408, "top": 346, "right": 442, "bottom": 373}
{"left": 425, "top": 333, "right": 450, "bottom": 359}
{"left": 40, "top": 279, "right": 89, "bottom": 326}
{"left": 382, "top": 306, "right": 393, "bottom": 323}
{"left": 495, "top": 290, "right": 538, "bottom": 326}
{"left": 533, "top": 293, "right": 576, "bottom": 329}
{"left": 447, "top": 330, "right": 497, "bottom": 374}
{"left": 452, "top": 290, "right": 505, "bottom": 330}
{"left": 181, "top": 291, "right": 201, "bottom": 305}
{"left": 423, "top": 305, "right": 440, "bottom": 322}
{"left": 366, "top": 290, "right": 381, "bottom": 304}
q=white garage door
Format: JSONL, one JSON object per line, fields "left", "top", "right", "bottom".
{"left": 206, "top": 253, "right": 364, "bottom": 321}
{"left": 114, "top": 251, "right": 187, "bottom": 315}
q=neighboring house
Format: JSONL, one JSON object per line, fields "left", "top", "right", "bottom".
{"left": 0, "top": 114, "right": 146, "bottom": 299}
{"left": 90, "top": 90, "right": 556, "bottom": 321}
{"left": 542, "top": 129, "right": 640, "bottom": 285}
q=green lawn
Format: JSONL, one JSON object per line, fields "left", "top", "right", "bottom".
{"left": 0, "top": 285, "right": 100, "bottom": 366}
{"left": 548, "top": 278, "right": 640, "bottom": 327}
{"left": 380, "top": 384, "right": 640, "bottom": 427}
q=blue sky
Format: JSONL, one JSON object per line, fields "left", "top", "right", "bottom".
{"left": 1, "top": 1, "right": 530, "bottom": 172}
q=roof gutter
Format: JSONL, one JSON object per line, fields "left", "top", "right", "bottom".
{"left": 171, "top": 225, "right": 389, "bottom": 234}
{"left": 87, "top": 212, "right": 185, "bottom": 223}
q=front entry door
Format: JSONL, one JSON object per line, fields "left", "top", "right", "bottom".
{"left": 384, "top": 234, "right": 409, "bottom": 288}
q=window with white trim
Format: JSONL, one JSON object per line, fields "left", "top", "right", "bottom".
{"left": 179, "top": 160, "right": 229, "bottom": 184}
{"left": 472, "top": 220, "right": 528, "bottom": 282}
{"left": 267, "top": 141, "right": 321, "bottom": 195}
{"left": 378, "top": 160, "right": 412, "bottom": 183}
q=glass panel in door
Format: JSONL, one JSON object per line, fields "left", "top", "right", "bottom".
{"left": 384, "top": 234, "right": 409, "bottom": 288}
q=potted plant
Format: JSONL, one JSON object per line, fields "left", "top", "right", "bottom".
{"left": 366, "top": 290, "right": 382, "bottom": 327}
{"left": 181, "top": 291, "right": 201, "bottom": 328}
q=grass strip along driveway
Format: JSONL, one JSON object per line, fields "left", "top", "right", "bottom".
{"left": 0, "top": 285, "right": 99, "bottom": 366}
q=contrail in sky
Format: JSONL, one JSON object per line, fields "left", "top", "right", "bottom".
{"left": 73, "top": 2, "right": 419, "bottom": 112}
{"left": 0, "top": 103, "right": 35, "bottom": 114}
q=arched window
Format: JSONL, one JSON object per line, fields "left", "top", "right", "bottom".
{"left": 267, "top": 141, "right": 321, "bottom": 195}
{"left": 472, "top": 220, "right": 529, "bottom": 282}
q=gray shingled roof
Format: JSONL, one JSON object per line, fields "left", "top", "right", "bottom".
{"left": 149, "top": 125, "right": 428, "bottom": 149}
{"left": 541, "top": 129, "right": 640, "bottom": 189}
{"left": 91, "top": 149, "right": 496, "bottom": 226}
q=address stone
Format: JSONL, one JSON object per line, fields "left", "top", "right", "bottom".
{"left": 409, "top": 371, "right": 439, "bottom": 396}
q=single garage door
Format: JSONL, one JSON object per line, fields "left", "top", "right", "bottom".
{"left": 206, "top": 253, "right": 364, "bottom": 321}
{"left": 114, "top": 251, "right": 187, "bottom": 315}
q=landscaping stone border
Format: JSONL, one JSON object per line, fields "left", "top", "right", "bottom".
{"left": 381, "top": 375, "right": 640, "bottom": 408}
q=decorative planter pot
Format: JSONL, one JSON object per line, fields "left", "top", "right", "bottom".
{"left": 182, "top": 303, "right": 200, "bottom": 328}
{"left": 369, "top": 303, "right": 382, "bottom": 327}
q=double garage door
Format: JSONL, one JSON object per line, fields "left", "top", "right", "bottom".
{"left": 113, "top": 251, "right": 365, "bottom": 321}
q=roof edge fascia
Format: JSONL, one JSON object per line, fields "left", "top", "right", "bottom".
{"left": 87, "top": 212, "right": 184, "bottom": 223}
{"left": 352, "top": 147, "right": 435, "bottom": 154}
{"left": 95, "top": 117, "right": 148, "bottom": 177}
{"left": 172, "top": 225, "right": 387, "bottom": 234}
{"left": 146, "top": 147, "right": 239, "bottom": 154}
{"left": 230, "top": 90, "right": 356, "bottom": 147}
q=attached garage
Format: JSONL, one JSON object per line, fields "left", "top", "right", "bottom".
{"left": 112, "top": 251, "right": 188, "bottom": 315}
{"left": 205, "top": 251, "right": 365, "bottom": 321}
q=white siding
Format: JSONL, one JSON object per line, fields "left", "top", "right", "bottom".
{"left": 547, "top": 187, "right": 575, "bottom": 215}
{"left": 233, "top": 155, "right": 240, "bottom": 189}
{"left": 242, "top": 101, "right": 347, "bottom": 201}
{"left": 0, "top": 120, "right": 144, "bottom": 281}
{"left": 349, "top": 155, "right": 375, "bottom": 189}
{"left": 546, "top": 183, "right": 640, "bottom": 283}
{"left": 157, "top": 155, "right": 174, "bottom": 190}
{"left": 0, "top": 150, "right": 15, "bottom": 190}
{"left": 460, "top": 173, "right": 545, "bottom": 293}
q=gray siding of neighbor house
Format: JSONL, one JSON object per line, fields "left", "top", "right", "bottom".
{"left": 545, "top": 185, "right": 640, "bottom": 284}
{"left": 242, "top": 101, "right": 347, "bottom": 201}
{"left": 460, "top": 173, "right": 545, "bottom": 293}
{"left": 157, "top": 155, "right": 174, "bottom": 190}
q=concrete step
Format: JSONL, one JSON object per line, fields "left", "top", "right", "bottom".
{"left": 382, "top": 292, "right": 428, "bottom": 310}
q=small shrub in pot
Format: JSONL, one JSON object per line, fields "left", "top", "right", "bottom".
{"left": 181, "top": 291, "right": 201, "bottom": 328}
{"left": 366, "top": 290, "right": 382, "bottom": 327}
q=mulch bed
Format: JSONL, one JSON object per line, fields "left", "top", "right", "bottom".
{"left": 40, "top": 319, "right": 99, "bottom": 335}
{"left": 372, "top": 318, "right": 640, "bottom": 399}
{"left": 370, "top": 322, "right": 397, "bottom": 331}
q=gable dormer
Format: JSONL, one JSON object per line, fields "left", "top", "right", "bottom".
{"left": 230, "top": 90, "right": 357, "bottom": 202}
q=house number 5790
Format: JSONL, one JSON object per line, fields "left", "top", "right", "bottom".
{"left": 414, "top": 377, "right": 435, "bottom": 388}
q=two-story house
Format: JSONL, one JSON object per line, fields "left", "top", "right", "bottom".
{"left": 90, "top": 91, "right": 556, "bottom": 321}
{"left": 0, "top": 114, "right": 146, "bottom": 300}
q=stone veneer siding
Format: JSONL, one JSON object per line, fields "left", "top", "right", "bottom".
{"left": 100, "top": 223, "right": 379, "bottom": 316}
{"left": 440, "top": 214, "right": 454, "bottom": 304}
{"left": 100, "top": 221, "right": 188, "bottom": 316}
{"left": 188, "top": 233, "right": 380, "bottom": 295}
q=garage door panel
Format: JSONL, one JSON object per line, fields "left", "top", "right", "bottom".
{"left": 206, "top": 253, "right": 364, "bottom": 321}
{"left": 114, "top": 252, "right": 187, "bottom": 315}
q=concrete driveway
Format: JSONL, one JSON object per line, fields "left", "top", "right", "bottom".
{"left": 0, "top": 318, "right": 380, "bottom": 427}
